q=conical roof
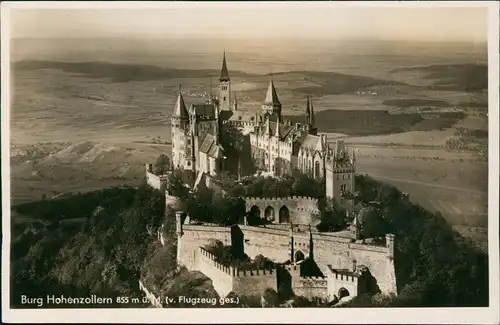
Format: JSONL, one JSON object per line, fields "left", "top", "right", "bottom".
{"left": 305, "top": 96, "right": 311, "bottom": 125}
{"left": 309, "top": 96, "right": 315, "bottom": 126}
{"left": 173, "top": 85, "right": 189, "bottom": 119}
{"left": 264, "top": 77, "right": 281, "bottom": 107}
{"left": 219, "top": 51, "right": 230, "bottom": 82}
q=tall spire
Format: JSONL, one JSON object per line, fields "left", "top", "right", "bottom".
{"left": 309, "top": 96, "right": 316, "bottom": 127}
{"left": 264, "top": 75, "right": 282, "bottom": 108}
{"left": 305, "top": 96, "right": 311, "bottom": 125}
{"left": 233, "top": 93, "right": 238, "bottom": 111}
{"left": 173, "top": 84, "right": 189, "bottom": 119}
{"left": 220, "top": 50, "right": 230, "bottom": 82}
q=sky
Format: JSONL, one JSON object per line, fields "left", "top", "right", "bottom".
{"left": 9, "top": 3, "right": 489, "bottom": 43}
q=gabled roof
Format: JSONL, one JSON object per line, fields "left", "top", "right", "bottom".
{"left": 264, "top": 77, "right": 282, "bottom": 107}
{"left": 199, "top": 134, "right": 225, "bottom": 159}
{"left": 172, "top": 85, "right": 189, "bottom": 119}
{"left": 220, "top": 51, "right": 230, "bottom": 82}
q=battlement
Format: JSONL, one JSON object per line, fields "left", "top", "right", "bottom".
{"left": 327, "top": 268, "right": 359, "bottom": 283}
{"left": 243, "top": 196, "right": 319, "bottom": 203}
{"left": 234, "top": 268, "right": 275, "bottom": 277}
{"left": 198, "top": 247, "right": 276, "bottom": 278}
{"left": 198, "top": 247, "right": 233, "bottom": 275}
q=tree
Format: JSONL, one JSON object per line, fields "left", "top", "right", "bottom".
{"left": 154, "top": 154, "right": 171, "bottom": 175}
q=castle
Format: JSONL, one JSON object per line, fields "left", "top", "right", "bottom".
{"left": 165, "top": 52, "right": 355, "bottom": 205}
{"left": 142, "top": 52, "right": 397, "bottom": 306}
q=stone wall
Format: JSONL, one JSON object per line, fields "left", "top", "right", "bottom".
{"left": 178, "top": 225, "right": 232, "bottom": 270}
{"left": 145, "top": 164, "right": 169, "bottom": 191}
{"left": 238, "top": 225, "right": 291, "bottom": 262}
{"left": 196, "top": 247, "right": 234, "bottom": 297}
{"left": 244, "top": 196, "right": 321, "bottom": 225}
{"left": 177, "top": 223, "right": 397, "bottom": 298}
{"left": 232, "top": 268, "right": 277, "bottom": 297}
{"left": 196, "top": 247, "right": 276, "bottom": 298}
{"left": 286, "top": 265, "right": 331, "bottom": 301}
{"left": 324, "top": 267, "right": 360, "bottom": 299}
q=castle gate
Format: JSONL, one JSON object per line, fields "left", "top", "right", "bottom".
{"left": 243, "top": 196, "right": 321, "bottom": 225}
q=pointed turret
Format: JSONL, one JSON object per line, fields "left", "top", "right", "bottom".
{"left": 308, "top": 96, "right": 318, "bottom": 135}
{"left": 233, "top": 93, "right": 238, "bottom": 111}
{"left": 264, "top": 76, "right": 282, "bottom": 108}
{"left": 275, "top": 114, "right": 280, "bottom": 137}
{"left": 220, "top": 51, "right": 230, "bottom": 82}
{"left": 262, "top": 75, "right": 282, "bottom": 119}
{"left": 173, "top": 84, "right": 189, "bottom": 120}
{"left": 305, "top": 96, "right": 311, "bottom": 125}
{"left": 309, "top": 96, "right": 316, "bottom": 127}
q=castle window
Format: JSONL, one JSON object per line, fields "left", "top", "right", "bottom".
{"left": 337, "top": 175, "right": 339, "bottom": 180}
{"left": 187, "top": 161, "right": 191, "bottom": 166}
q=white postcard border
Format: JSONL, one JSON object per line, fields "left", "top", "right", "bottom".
{"left": 1, "top": 1, "right": 499, "bottom": 324}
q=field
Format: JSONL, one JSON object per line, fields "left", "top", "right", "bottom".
{"left": 9, "top": 38, "right": 489, "bottom": 244}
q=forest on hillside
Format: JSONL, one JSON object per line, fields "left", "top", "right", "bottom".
{"left": 10, "top": 170, "right": 488, "bottom": 308}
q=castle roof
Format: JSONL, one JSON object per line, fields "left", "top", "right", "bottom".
{"left": 200, "top": 134, "right": 225, "bottom": 159}
{"left": 191, "top": 103, "right": 216, "bottom": 119}
{"left": 220, "top": 51, "right": 230, "bottom": 82}
{"left": 264, "top": 77, "right": 281, "bottom": 108}
{"left": 172, "top": 85, "right": 189, "bottom": 119}
{"left": 227, "top": 110, "right": 256, "bottom": 123}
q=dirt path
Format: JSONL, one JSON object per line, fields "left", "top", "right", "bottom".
{"left": 368, "top": 174, "right": 485, "bottom": 195}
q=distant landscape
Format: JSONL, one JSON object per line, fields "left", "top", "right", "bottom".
{"left": 10, "top": 38, "right": 488, "bottom": 247}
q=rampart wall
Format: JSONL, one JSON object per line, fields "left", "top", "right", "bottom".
{"left": 179, "top": 225, "right": 232, "bottom": 270}
{"left": 145, "top": 164, "right": 169, "bottom": 191}
{"left": 324, "top": 267, "right": 360, "bottom": 298}
{"left": 196, "top": 247, "right": 277, "bottom": 298}
{"left": 177, "top": 224, "right": 397, "bottom": 297}
{"left": 196, "top": 247, "right": 234, "bottom": 297}
{"left": 285, "top": 265, "right": 331, "bottom": 301}
{"left": 243, "top": 196, "right": 321, "bottom": 225}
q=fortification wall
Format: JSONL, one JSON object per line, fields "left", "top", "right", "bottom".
{"left": 196, "top": 248, "right": 234, "bottom": 298}
{"left": 239, "top": 225, "right": 291, "bottom": 262}
{"left": 145, "top": 164, "right": 169, "bottom": 191}
{"left": 232, "top": 268, "right": 277, "bottom": 297}
{"left": 349, "top": 245, "right": 396, "bottom": 295}
{"left": 178, "top": 225, "right": 232, "bottom": 270}
{"left": 285, "top": 265, "right": 330, "bottom": 301}
{"left": 243, "top": 196, "right": 320, "bottom": 225}
{"left": 324, "top": 268, "right": 360, "bottom": 298}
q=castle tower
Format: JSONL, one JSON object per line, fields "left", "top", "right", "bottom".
{"left": 219, "top": 51, "right": 231, "bottom": 111}
{"left": 171, "top": 85, "right": 190, "bottom": 169}
{"left": 262, "top": 75, "right": 282, "bottom": 119}
{"left": 325, "top": 140, "right": 356, "bottom": 209}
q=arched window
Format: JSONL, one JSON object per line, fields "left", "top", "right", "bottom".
{"left": 315, "top": 161, "right": 320, "bottom": 178}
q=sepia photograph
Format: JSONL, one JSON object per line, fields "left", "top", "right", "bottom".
{"left": 1, "top": 1, "right": 499, "bottom": 323}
